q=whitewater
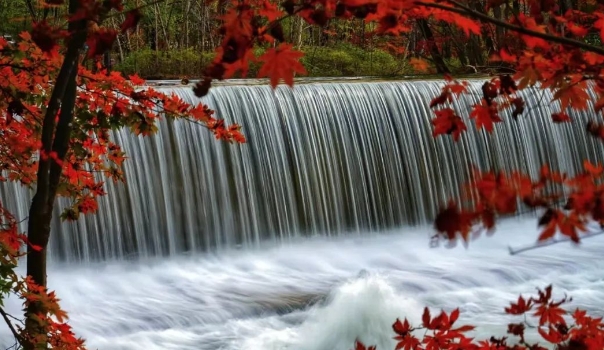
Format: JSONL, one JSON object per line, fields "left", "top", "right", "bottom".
{"left": 2, "top": 217, "right": 602, "bottom": 350}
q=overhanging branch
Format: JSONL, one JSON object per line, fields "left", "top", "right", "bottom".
{"left": 508, "top": 230, "right": 604, "bottom": 255}
{"left": 414, "top": 0, "right": 604, "bottom": 56}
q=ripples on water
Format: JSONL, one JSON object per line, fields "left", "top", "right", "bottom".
{"left": 2, "top": 217, "right": 602, "bottom": 350}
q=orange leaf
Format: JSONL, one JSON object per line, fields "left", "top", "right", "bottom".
{"left": 435, "top": 12, "right": 481, "bottom": 36}
{"left": 584, "top": 160, "right": 603, "bottom": 177}
{"left": 538, "top": 222, "right": 556, "bottom": 242}
{"left": 553, "top": 84, "right": 590, "bottom": 111}
{"left": 409, "top": 57, "right": 429, "bottom": 72}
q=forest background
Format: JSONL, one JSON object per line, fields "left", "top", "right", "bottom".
{"left": 5, "top": 0, "right": 589, "bottom": 79}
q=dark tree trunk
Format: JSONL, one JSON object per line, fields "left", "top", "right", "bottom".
{"left": 417, "top": 19, "right": 450, "bottom": 74}
{"left": 23, "top": 0, "right": 87, "bottom": 348}
{"left": 493, "top": 5, "right": 504, "bottom": 50}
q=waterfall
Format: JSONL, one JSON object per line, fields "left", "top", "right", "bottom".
{"left": 1, "top": 80, "right": 602, "bottom": 262}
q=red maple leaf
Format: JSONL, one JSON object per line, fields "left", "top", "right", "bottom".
{"left": 258, "top": 43, "right": 307, "bottom": 88}
{"left": 470, "top": 101, "right": 502, "bottom": 133}
{"left": 538, "top": 326, "right": 567, "bottom": 343}
{"left": 431, "top": 108, "right": 467, "bottom": 141}
{"left": 395, "top": 334, "right": 420, "bottom": 350}
{"left": 535, "top": 303, "right": 567, "bottom": 326}
{"left": 354, "top": 340, "right": 376, "bottom": 350}
{"left": 505, "top": 296, "right": 533, "bottom": 315}
{"left": 393, "top": 318, "right": 412, "bottom": 336}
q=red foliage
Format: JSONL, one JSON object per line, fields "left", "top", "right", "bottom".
{"left": 431, "top": 160, "right": 604, "bottom": 246}
{"left": 354, "top": 286, "right": 604, "bottom": 350}
{"left": 0, "top": 2, "right": 246, "bottom": 347}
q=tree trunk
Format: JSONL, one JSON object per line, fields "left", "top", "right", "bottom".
{"left": 24, "top": 0, "right": 86, "bottom": 347}
{"left": 417, "top": 19, "right": 450, "bottom": 74}
{"left": 493, "top": 5, "right": 504, "bottom": 51}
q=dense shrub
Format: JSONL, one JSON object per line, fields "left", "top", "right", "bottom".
{"left": 114, "top": 44, "right": 404, "bottom": 79}
{"left": 114, "top": 48, "right": 215, "bottom": 79}
{"left": 301, "top": 43, "right": 402, "bottom": 77}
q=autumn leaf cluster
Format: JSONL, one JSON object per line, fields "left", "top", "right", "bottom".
{"left": 0, "top": 33, "right": 244, "bottom": 221}
{"left": 1, "top": 1, "right": 245, "bottom": 347}
{"left": 355, "top": 285, "right": 604, "bottom": 350}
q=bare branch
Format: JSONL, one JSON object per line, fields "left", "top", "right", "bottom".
{"left": 23, "top": 0, "right": 37, "bottom": 22}
{"left": 508, "top": 229, "right": 604, "bottom": 255}
{"left": 103, "top": 0, "right": 181, "bottom": 21}
{"left": 0, "top": 305, "right": 23, "bottom": 347}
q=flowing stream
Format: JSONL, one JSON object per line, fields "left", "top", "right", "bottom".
{"left": 1, "top": 80, "right": 603, "bottom": 349}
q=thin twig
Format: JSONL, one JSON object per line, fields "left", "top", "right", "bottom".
{"left": 508, "top": 229, "right": 604, "bottom": 255}
{"left": 415, "top": 0, "right": 604, "bottom": 56}
{"left": 103, "top": 0, "right": 181, "bottom": 21}
{"left": 24, "top": 0, "right": 38, "bottom": 22}
{"left": 0, "top": 306, "right": 22, "bottom": 346}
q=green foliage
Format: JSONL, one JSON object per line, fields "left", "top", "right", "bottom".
{"left": 301, "top": 44, "right": 403, "bottom": 77}
{"left": 115, "top": 44, "right": 405, "bottom": 79}
{"left": 586, "top": 32, "right": 602, "bottom": 47}
{"left": 0, "top": 1, "right": 31, "bottom": 36}
{"left": 115, "top": 49, "right": 215, "bottom": 79}
{"left": 0, "top": 261, "right": 16, "bottom": 299}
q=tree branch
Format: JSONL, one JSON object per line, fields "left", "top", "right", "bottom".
{"left": 0, "top": 306, "right": 23, "bottom": 347}
{"left": 47, "top": 63, "right": 77, "bottom": 205}
{"left": 415, "top": 0, "right": 604, "bottom": 56}
{"left": 508, "top": 230, "right": 604, "bottom": 255}
{"left": 102, "top": 0, "right": 180, "bottom": 21}
{"left": 23, "top": 0, "right": 38, "bottom": 22}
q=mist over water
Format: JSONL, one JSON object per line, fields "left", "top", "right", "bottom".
{"left": 1, "top": 80, "right": 603, "bottom": 349}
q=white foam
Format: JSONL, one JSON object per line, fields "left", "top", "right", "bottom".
{"left": 1, "top": 218, "right": 603, "bottom": 349}
{"left": 239, "top": 274, "right": 423, "bottom": 350}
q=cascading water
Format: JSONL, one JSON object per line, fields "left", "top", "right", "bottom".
{"left": 2, "top": 80, "right": 603, "bottom": 261}
{"left": 1, "top": 80, "right": 604, "bottom": 350}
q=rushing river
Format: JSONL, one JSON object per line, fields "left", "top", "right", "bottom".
{"left": 2, "top": 217, "right": 603, "bottom": 350}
